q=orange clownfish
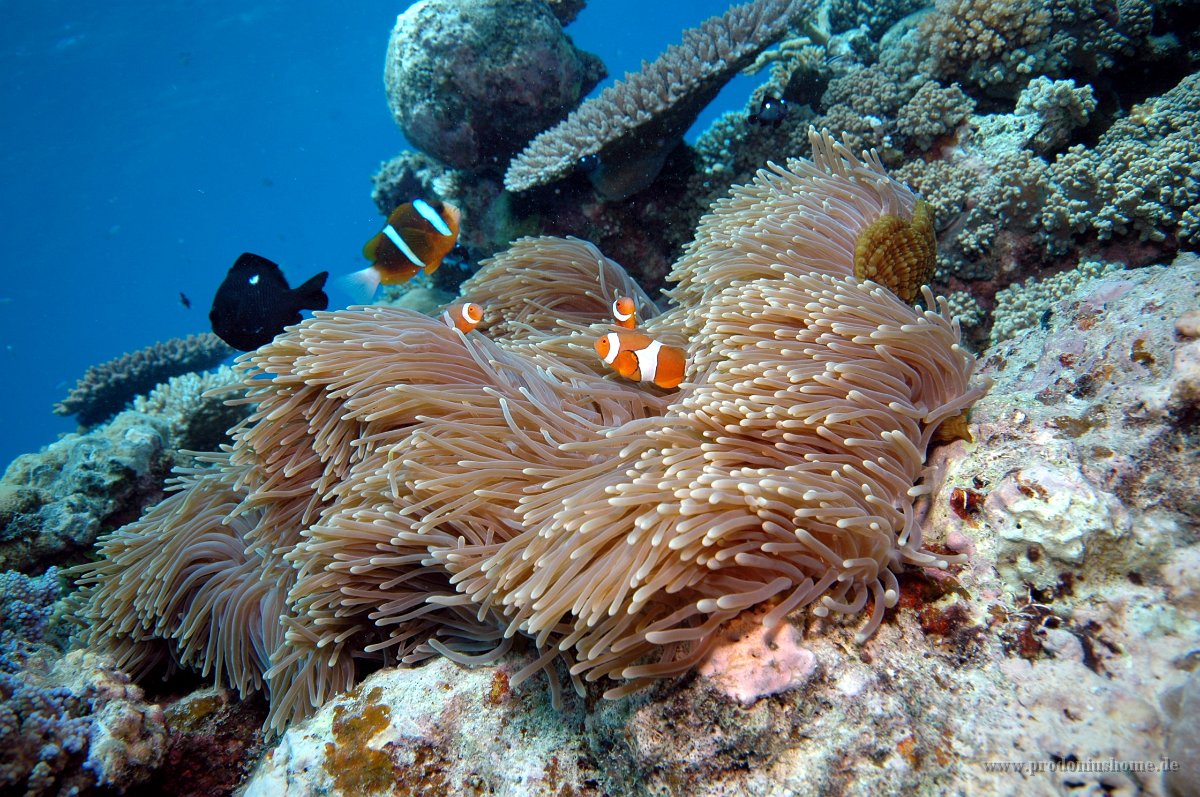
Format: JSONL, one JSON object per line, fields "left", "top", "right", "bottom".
{"left": 442, "top": 301, "right": 483, "bottom": 333}
{"left": 594, "top": 330, "right": 685, "bottom": 389}
{"left": 612, "top": 296, "right": 638, "bottom": 329}
{"left": 342, "top": 199, "right": 461, "bottom": 300}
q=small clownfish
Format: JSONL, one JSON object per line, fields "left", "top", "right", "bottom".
{"left": 342, "top": 199, "right": 461, "bottom": 300}
{"left": 594, "top": 330, "right": 686, "bottom": 390}
{"left": 612, "top": 296, "right": 638, "bottom": 329}
{"left": 442, "top": 301, "right": 484, "bottom": 333}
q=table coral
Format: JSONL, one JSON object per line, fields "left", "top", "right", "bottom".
{"left": 77, "top": 131, "right": 983, "bottom": 735}
{"left": 505, "top": 0, "right": 812, "bottom": 199}
{"left": 54, "top": 333, "right": 233, "bottom": 428}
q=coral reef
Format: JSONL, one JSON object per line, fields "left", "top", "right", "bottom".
{"left": 661, "top": 0, "right": 1198, "bottom": 336}
{"left": 505, "top": 0, "right": 812, "bottom": 199}
{"left": 243, "top": 658, "right": 601, "bottom": 797}
{"left": 988, "top": 258, "right": 1122, "bottom": 344}
{"left": 1163, "top": 669, "right": 1200, "bottom": 797}
{"left": 1007, "top": 76, "right": 1096, "bottom": 154}
{"left": 544, "top": 0, "right": 586, "bottom": 27}
{"left": 921, "top": 0, "right": 1159, "bottom": 99}
{"left": 129, "top": 366, "right": 249, "bottom": 455}
{"left": 1, "top": 367, "right": 246, "bottom": 573}
{"left": 828, "top": 0, "right": 929, "bottom": 40}
{"left": 76, "top": 132, "right": 981, "bottom": 736}
{"left": 54, "top": 333, "right": 234, "bottom": 428}
{"left": 370, "top": 0, "right": 834, "bottom": 292}
{"left": 129, "top": 687, "right": 267, "bottom": 797}
{"left": 237, "top": 254, "right": 1200, "bottom": 797}
{"left": 384, "top": 0, "right": 604, "bottom": 172}
{"left": 1044, "top": 72, "right": 1200, "bottom": 244}
{"left": 1, "top": 568, "right": 60, "bottom": 642}
{"left": 0, "top": 648, "right": 167, "bottom": 796}
{"left": 1, "top": 415, "right": 175, "bottom": 575}
{"left": 971, "top": 254, "right": 1200, "bottom": 571}
{"left": 374, "top": 0, "right": 1197, "bottom": 326}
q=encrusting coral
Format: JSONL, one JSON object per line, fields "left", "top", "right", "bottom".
{"left": 505, "top": 0, "right": 813, "bottom": 200}
{"left": 76, "top": 130, "right": 984, "bottom": 733}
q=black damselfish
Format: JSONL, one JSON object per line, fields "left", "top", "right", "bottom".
{"left": 210, "top": 252, "right": 328, "bottom": 351}
{"left": 749, "top": 95, "right": 789, "bottom": 128}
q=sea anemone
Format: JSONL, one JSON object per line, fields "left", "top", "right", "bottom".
{"left": 76, "top": 129, "right": 985, "bottom": 732}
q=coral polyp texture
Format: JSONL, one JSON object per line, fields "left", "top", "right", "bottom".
{"left": 76, "top": 131, "right": 983, "bottom": 733}
{"left": 504, "top": 0, "right": 814, "bottom": 200}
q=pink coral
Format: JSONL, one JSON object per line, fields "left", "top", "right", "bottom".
{"left": 699, "top": 613, "right": 818, "bottom": 704}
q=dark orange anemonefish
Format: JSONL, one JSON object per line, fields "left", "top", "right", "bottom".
{"left": 442, "top": 301, "right": 483, "bottom": 333}
{"left": 343, "top": 199, "right": 461, "bottom": 300}
{"left": 612, "top": 296, "right": 638, "bottom": 329}
{"left": 594, "top": 330, "right": 686, "bottom": 389}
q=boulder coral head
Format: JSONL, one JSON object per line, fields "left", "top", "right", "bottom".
{"left": 75, "top": 129, "right": 985, "bottom": 733}
{"left": 385, "top": 0, "right": 605, "bottom": 172}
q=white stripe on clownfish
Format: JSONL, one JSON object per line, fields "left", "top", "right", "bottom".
{"left": 594, "top": 329, "right": 685, "bottom": 389}
{"left": 413, "top": 198, "right": 454, "bottom": 236}
{"left": 612, "top": 296, "right": 637, "bottom": 328}
{"left": 600, "top": 332, "right": 621, "bottom": 364}
{"left": 633, "top": 339, "right": 663, "bottom": 382}
{"left": 442, "top": 301, "right": 483, "bottom": 333}
{"left": 383, "top": 224, "right": 425, "bottom": 268}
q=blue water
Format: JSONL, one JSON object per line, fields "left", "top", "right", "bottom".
{"left": 0, "top": 0, "right": 758, "bottom": 471}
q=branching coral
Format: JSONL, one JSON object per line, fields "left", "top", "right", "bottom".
{"left": 505, "top": 0, "right": 814, "bottom": 200}
{"left": 921, "top": 0, "right": 1156, "bottom": 97}
{"left": 54, "top": 333, "right": 234, "bottom": 428}
{"left": 1044, "top": 72, "right": 1200, "bottom": 244}
{"left": 77, "top": 131, "right": 984, "bottom": 733}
